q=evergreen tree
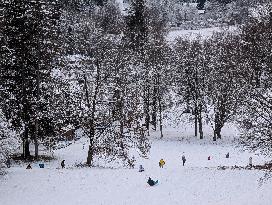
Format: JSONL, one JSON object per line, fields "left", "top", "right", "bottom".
{"left": 0, "top": 0, "right": 62, "bottom": 158}
{"left": 125, "top": 0, "right": 148, "bottom": 50}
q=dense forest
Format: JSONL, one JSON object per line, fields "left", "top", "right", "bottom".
{"left": 0, "top": 0, "right": 271, "bottom": 167}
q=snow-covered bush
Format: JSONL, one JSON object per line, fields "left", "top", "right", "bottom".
{"left": 0, "top": 110, "right": 20, "bottom": 167}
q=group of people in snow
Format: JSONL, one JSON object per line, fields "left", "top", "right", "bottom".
{"left": 144, "top": 154, "right": 187, "bottom": 186}
{"left": 23, "top": 161, "right": 65, "bottom": 169}
{"left": 10, "top": 152, "right": 252, "bottom": 170}
{"left": 23, "top": 160, "right": 66, "bottom": 170}
{"left": 144, "top": 153, "right": 254, "bottom": 186}
{"left": 4, "top": 150, "right": 255, "bottom": 188}
{"left": 157, "top": 154, "right": 186, "bottom": 168}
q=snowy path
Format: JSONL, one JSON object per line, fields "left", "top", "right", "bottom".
{"left": 0, "top": 137, "right": 271, "bottom": 205}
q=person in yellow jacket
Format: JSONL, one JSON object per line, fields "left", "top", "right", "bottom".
{"left": 159, "top": 159, "right": 165, "bottom": 168}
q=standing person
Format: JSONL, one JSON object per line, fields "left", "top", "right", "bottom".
{"left": 249, "top": 157, "right": 253, "bottom": 167}
{"left": 159, "top": 159, "right": 165, "bottom": 168}
{"left": 139, "top": 165, "right": 144, "bottom": 172}
{"left": 182, "top": 154, "right": 186, "bottom": 166}
{"left": 226, "top": 153, "right": 230, "bottom": 158}
{"left": 61, "top": 160, "right": 65, "bottom": 168}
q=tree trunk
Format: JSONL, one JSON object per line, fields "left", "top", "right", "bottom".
{"left": 22, "top": 77, "right": 30, "bottom": 159}
{"left": 23, "top": 126, "right": 30, "bottom": 159}
{"left": 215, "top": 123, "right": 223, "bottom": 139}
{"left": 34, "top": 120, "right": 39, "bottom": 159}
{"left": 198, "top": 118, "right": 203, "bottom": 139}
{"left": 34, "top": 71, "right": 40, "bottom": 159}
{"left": 22, "top": 83, "right": 30, "bottom": 159}
{"left": 87, "top": 109, "right": 96, "bottom": 166}
{"left": 144, "top": 86, "right": 150, "bottom": 136}
{"left": 151, "top": 85, "right": 157, "bottom": 130}
{"left": 194, "top": 104, "right": 198, "bottom": 137}
{"left": 198, "top": 104, "right": 204, "bottom": 139}
{"left": 159, "top": 92, "right": 163, "bottom": 139}
{"left": 213, "top": 129, "right": 217, "bottom": 141}
{"left": 87, "top": 147, "right": 93, "bottom": 165}
{"left": 213, "top": 111, "right": 219, "bottom": 141}
{"left": 86, "top": 60, "right": 100, "bottom": 166}
{"left": 87, "top": 125, "right": 95, "bottom": 165}
{"left": 87, "top": 109, "right": 96, "bottom": 165}
{"left": 214, "top": 101, "right": 225, "bottom": 140}
{"left": 151, "top": 100, "right": 157, "bottom": 130}
{"left": 86, "top": 102, "right": 96, "bottom": 166}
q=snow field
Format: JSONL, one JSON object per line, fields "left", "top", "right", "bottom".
{"left": 167, "top": 26, "right": 238, "bottom": 42}
{"left": 0, "top": 136, "right": 271, "bottom": 205}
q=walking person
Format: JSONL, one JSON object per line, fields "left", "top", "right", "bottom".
{"left": 249, "top": 157, "right": 253, "bottom": 167}
{"left": 226, "top": 153, "right": 230, "bottom": 158}
{"left": 182, "top": 154, "right": 186, "bottom": 166}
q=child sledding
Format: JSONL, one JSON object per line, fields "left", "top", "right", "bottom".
{"left": 147, "top": 177, "right": 158, "bottom": 186}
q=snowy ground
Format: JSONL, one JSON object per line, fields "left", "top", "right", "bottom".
{"left": 167, "top": 26, "right": 238, "bottom": 42}
{"left": 0, "top": 130, "right": 271, "bottom": 205}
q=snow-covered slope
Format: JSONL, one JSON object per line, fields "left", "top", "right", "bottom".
{"left": 167, "top": 26, "right": 238, "bottom": 42}
{"left": 0, "top": 134, "right": 271, "bottom": 205}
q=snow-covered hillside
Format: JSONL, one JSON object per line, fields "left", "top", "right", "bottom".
{"left": 1, "top": 133, "right": 271, "bottom": 205}
{"left": 167, "top": 26, "right": 238, "bottom": 41}
{"left": 1, "top": 1, "right": 272, "bottom": 205}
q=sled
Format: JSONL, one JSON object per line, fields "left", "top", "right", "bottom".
{"left": 148, "top": 180, "right": 159, "bottom": 186}
{"left": 153, "top": 180, "right": 158, "bottom": 185}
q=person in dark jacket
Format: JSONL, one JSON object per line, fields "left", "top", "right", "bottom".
{"left": 226, "top": 153, "right": 230, "bottom": 158}
{"left": 61, "top": 160, "right": 65, "bottom": 168}
{"left": 147, "top": 177, "right": 158, "bottom": 186}
{"left": 249, "top": 157, "right": 253, "bottom": 167}
{"left": 26, "top": 164, "right": 32, "bottom": 169}
{"left": 182, "top": 154, "right": 186, "bottom": 166}
{"left": 139, "top": 165, "right": 144, "bottom": 172}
